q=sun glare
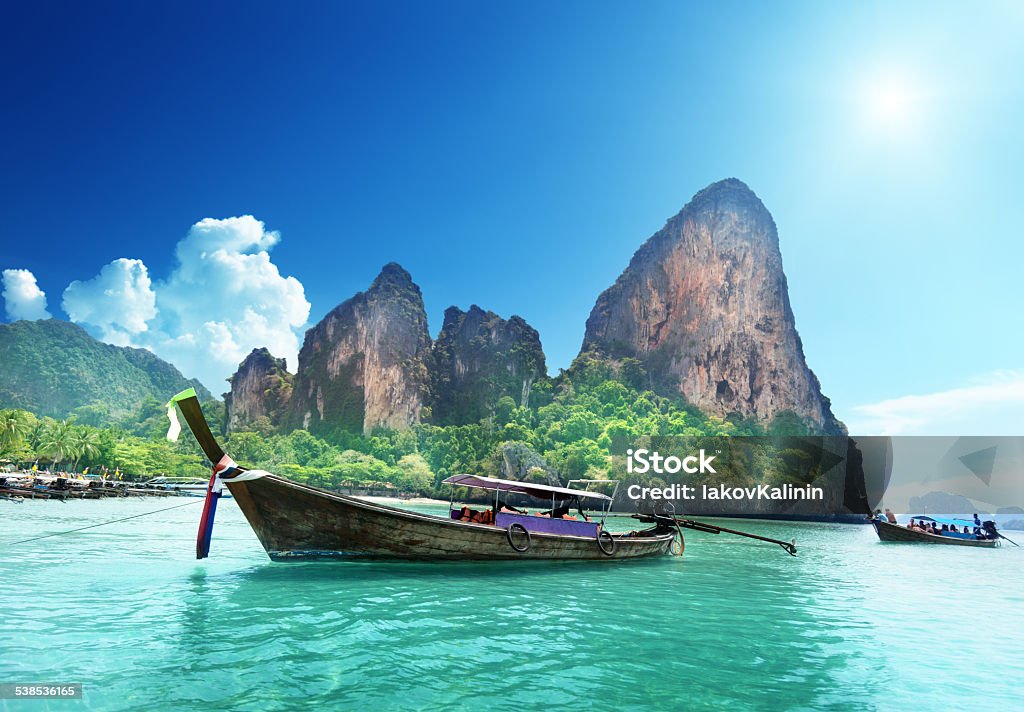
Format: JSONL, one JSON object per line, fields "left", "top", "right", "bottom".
{"left": 862, "top": 75, "right": 920, "bottom": 133}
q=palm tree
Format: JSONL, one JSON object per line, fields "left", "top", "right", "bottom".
{"left": 27, "top": 421, "right": 47, "bottom": 453}
{"left": 41, "top": 420, "right": 75, "bottom": 471}
{"left": 0, "top": 410, "right": 30, "bottom": 454}
{"left": 71, "top": 429, "right": 100, "bottom": 472}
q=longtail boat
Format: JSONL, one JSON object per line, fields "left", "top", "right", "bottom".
{"left": 872, "top": 516, "right": 1001, "bottom": 548}
{"left": 167, "top": 389, "right": 798, "bottom": 562}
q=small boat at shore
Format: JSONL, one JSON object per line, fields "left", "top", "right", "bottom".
{"left": 140, "top": 476, "right": 233, "bottom": 499}
{"left": 168, "top": 389, "right": 798, "bottom": 562}
{"left": 872, "top": 516, "right": 1001, "bottom": 548}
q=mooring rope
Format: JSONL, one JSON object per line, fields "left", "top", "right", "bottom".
{"left": 0, "top": 498, "right": 205, "bottom": 548}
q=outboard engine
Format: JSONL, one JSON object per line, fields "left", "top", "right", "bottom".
{"left": 983, "top": 520, "right": 998, "bottom": 540}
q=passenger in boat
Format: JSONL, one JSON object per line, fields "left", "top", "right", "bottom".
{"left": 550, "top": 503, "right": 572, "bottom": 519}
{"left": 884, "top": 508, "right": 898, "bottom": 524}
{"left": 459, "top": 506, "right": 486, "bottom": 523}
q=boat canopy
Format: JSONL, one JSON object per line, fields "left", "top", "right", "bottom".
{"left": 909, "top": 515, "right": 979, "bottom": 525}
{"left": 442, "top": 474, "right": 614, "bottom": 502}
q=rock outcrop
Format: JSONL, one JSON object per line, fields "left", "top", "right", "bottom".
{"left": 286, "top": 263, "right": 431, "bottom": 437}
{"left": 581, "top": 178, "right": 843, "bottom": 433}
{"left": 225, "top": 348, "right": 293, "bottom": 433}
{"left": 497, "top": 442, "right": 560, "bottom": 486}
{"left": 428, "top": 305, "right": 547, "bottom": 425}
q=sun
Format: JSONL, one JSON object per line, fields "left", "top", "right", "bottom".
{"left": 862, "top": 75, "right": 919, "bottom": 132}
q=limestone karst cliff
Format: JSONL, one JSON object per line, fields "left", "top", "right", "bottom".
{"left": 224, "top": 348, "right": 293, "bottom": 433}
{"left": 428, "top": 305, "right": 546, "bottom": 425}
{"left": 226, "top": 178, "right": 843, "bottom": 438}
{"left": 581, "top": 178, "right": 843, "bottom": 433}
{"left": 285, "top": 263, "right": 431, "bottom": 437}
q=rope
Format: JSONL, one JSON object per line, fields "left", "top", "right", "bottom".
{"left": 0, "top": 499, "right": 204, "bottom": 548}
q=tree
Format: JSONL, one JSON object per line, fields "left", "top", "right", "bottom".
{"left": 0, "top": 410, "right": 31, "bottom": 455}
{"left": 395, "top": 453, "right": 433, "bottom": 493}
{"left": 285, "top": 429, "right": 333, "bottom": 467}
{"left": 493, "top": 396, "right": 517, "bottom": 426}
{"left": 71, "top": 428, "right": 100, "bottom": 472}
{"left": 41, "top": 420, "right": 75, "bottom": 470}
{"left": 227, "top": 431, "right": 274, "bottom": 465}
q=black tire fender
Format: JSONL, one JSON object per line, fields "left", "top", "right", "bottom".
{"left": 597, "top": 529, "right": 616, "bottom": 556}
{"left": 507, "top": 522, "right": 531, "bottom": 552}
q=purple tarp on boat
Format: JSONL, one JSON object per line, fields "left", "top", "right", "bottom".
{"left": 495, "top": 512, "right": 600, "bottom": 538}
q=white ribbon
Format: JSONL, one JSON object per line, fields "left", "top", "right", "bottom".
{"left": 166, "top": 405, "right": 181, "bottom": 442}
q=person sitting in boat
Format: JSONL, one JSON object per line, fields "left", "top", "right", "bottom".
{"left": 459, "top": 506, "right": 492, "bottom": 524}
{"left": 884, "top": 508, "right": 898, "bottom": 524}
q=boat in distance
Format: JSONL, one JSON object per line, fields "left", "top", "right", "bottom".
{"left": 872, "top": 516, "right": 999, "bottom": 548}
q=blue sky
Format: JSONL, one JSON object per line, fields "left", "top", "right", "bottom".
{"left": 2, "top": 1, "right": 1023, "bottom": 433}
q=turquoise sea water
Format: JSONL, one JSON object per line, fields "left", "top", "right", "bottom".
{"left": 1, "top": 498, "right": 1022, "bottom": 711}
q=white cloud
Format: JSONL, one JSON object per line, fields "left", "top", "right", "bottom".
{"left": 62, "top": 258, "right": 157, "bottom": 346}
{"left": 847, "top": 370, "right": 1024, "bottom": 435}
{"left": 63, "top": 216, "right": 311, "bottom": 395}
{"left": 2, "top": 269, "right": 52, "bottom": 321}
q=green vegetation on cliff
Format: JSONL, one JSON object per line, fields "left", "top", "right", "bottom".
{"left": 2, "top": 351, "right": 823, "bottom": 497}
{"left": 0, "top": 319, "right": 210, "bottom": 421}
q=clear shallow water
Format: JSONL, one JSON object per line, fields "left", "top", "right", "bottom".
{"left": 1, "top": 499, "right": 1021, "bottom": 711}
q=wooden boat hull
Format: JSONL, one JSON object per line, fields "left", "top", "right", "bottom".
{"left": 872, "top": 520, "right": 997, "bottom": 547}
{"left": 227, "top": 475, "right": 675, "bottom": 561}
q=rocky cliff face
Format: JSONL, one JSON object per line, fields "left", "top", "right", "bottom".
{"left": 286, "top": 263, "right": 431, "bottom": 437}
{"left": 225, "top": 348, "right": 293, "bottom": 433}
{"left": 429, "top": 305, "right": 547, "bottom": 425}
{"left": 582, "top": 178, "right": 843, "bottom": 433}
